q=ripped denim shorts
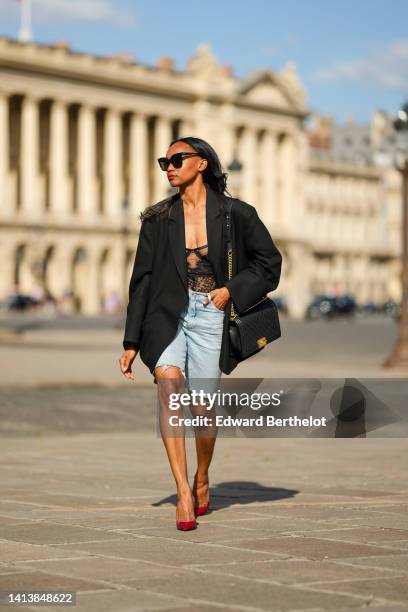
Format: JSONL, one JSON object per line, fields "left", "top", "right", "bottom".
{"left": 154, "top": 288, "right": 225, "bottom": 395}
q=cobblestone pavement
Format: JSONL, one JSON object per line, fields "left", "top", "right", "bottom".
{"left": 0, "top": 315, "right": 407, "bottom": 388}
{"left": 0, "top": 386, "right": 407, "bottom": 611}
{"left": 0, "top": 315, "right": 407, "bottom": 610}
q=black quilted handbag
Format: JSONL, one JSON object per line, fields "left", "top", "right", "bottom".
{"left": 224, "top": 200, "right": 281, "bottom": 361}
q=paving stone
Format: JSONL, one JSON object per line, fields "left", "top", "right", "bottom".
{"left": 14, "top": 558, "right": 187, "bottom": 583}
{"left": 0, "top": 541, "right": 93, "bottom": 562}
{"left": 143, "top": 606, "right": 235, "bottom": 612}
{"left": 0, "top": 501, "right": 55, "bottom": 515}
{"left": 320, "top": 576, "right": 408, "bottom": 604}
{"left": 367, "top": 505, "right": 408, "bottom": 515}
{"left": 304, "top": 487, "right": 402, "bottom": 498}
{"left": 0, "top": 562, "right": 31, "bottom": 575}
{"left": 292, "top": 527, "right": 408, "bottom": 545}
{"left": 52, "top": 536, "right": 277, "bottom": 566}
{"left": 213, "top": 515, "right": 347, "bottom": 533}
{"left": 127, "top": 523, "right": 287, "bottom": 544}
{"left": 0, "top": 571, "right": 106, "bottom": 593}
{"left": 0, "top": 523, "right": 134, "bottom": 545}
{"left": 7, "top": 511, "right": 176, "bottom": 530}
{"left": 185, "top": 558, "right": 399, "bottom": 584}
{"left": 196, "top": 508, "right": 271, "bottom": 520}
{"left": 333, "top": 607, "right": 408, "bottom": 612}
{"left": 24, "top": 589, "right": 191, "bottom": 611}
{"left": 333, "top": 555, "right": 408, "bottom": 573}
{"left": 227, "top": 535, "right": 401, "bottom": 560}
{"left": 0, "top": 515, "right": 41, "bottom": 526}
{"left": 335, "top": 513, "right": 408, "bottom": 530}
{"left": 235, "top": 504, "right": 404, "bottom": 522}
{"left": 237, "top": 494, "right": 359, "bottom": 506}
{"left": 381, "top": 540, "right": 408, "bottom": 550}
{"left": 122, "top": 568, "right": 366, "bottom": 610}
{"left": 1, "top": 381, "right": 408, "bottom": 610}
{"left": 3, "top": 493, "right": 153, "bottom": 510}
{"left": 217, "top": 504, "right": 395, "bottom": 530}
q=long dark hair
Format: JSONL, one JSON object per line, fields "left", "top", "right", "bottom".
{"left": 140, "top": 136, "right": 231, "bottom": 221}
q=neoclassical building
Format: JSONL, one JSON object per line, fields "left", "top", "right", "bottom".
{"left": 307, "top": 112, "right": 402, "bottom": 305}
{"left": 0, "top": 36, "right": 401, "bottom": 318}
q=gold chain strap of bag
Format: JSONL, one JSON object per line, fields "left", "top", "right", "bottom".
{"left": 224, "top": 197, "right": 281, "bottom": 361}
{"left": 225, "top": 200, "right": 237, "bottom": 321}
{"left": 227, "top": 246, "right": 237, "bottom": 321}
{"left": 228, "top": 246, "right": 269, "bottom": 320}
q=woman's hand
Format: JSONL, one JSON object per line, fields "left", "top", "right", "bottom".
{"left": 119, "top": 348, "right": 138, "bottom": 380}
{"left": 204, "top": 286, "right": 230, "bottom": 311}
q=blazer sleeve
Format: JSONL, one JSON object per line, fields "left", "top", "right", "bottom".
{"left": 224, "top": 205, "right": 282, "bottom": 313}
{"left": 123, "top": 218, "right": 154, "bottom": 350}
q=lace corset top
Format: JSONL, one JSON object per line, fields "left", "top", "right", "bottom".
{"left": 185, "top": 243, "right": 217, "bottom": 292}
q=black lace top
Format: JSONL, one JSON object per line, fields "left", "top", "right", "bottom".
{"left": 185, "top": 243, "right": 217, "bottom": 292}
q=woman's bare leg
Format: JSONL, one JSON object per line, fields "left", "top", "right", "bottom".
{"left": 190, "top": 397, "right": 218, "bottom": 508}
{"left": 155, "top": 365, "right": 195, "bottom": 522}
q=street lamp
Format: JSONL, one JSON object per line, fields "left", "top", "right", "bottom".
{"left": 227, "top": 151, "right": 243, "bottom": 198}
{"left": 383, "top": 101, "right": 408, "bottom": 369}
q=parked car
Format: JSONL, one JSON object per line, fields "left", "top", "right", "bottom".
{"left": 358, "top": 300, "right": 379, "bottom": 316}
{"left": 381, "top": 300, "right": 401, "bottom": 320}
{"left": 306, "top": 295, "right": 337, "bottom": 320}
{"left": 7, "top": 294, "right": 39, "bottom": 311}
{"left": 306, "top": 294, "right": 357, "bottom": 320}
{"left": 334, "top": 294, "right": 357, "bottom": 317}
{"left": 274, "top": 296, "right": 288, "bottom": 315}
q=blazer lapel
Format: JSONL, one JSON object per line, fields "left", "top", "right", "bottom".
{"left": 168, "top": 193, "right": 188, "bottom": 294}
{"left": 205, "top": 183, "right": 225, "bottom": 287}
{"left": 168, "top": 183, "right": 226, "bottom": 294}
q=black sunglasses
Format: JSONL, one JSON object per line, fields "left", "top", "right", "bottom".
{"left": 157, "top": 152, "right": 202, "bottom": 171}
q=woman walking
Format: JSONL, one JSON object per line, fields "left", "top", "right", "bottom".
{"left": 119, "top": 137, "right": 282, "bottom": 531}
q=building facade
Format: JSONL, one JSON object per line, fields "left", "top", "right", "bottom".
{"left": 0, "top": 36, "right": 401, "bottom": 318}
{"left": 307, "top": 111, "right": 402, "bottom": 304}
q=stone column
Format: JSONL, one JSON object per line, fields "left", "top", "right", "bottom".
{"left": 77, "top": 103, "right": 97, "bottom": 219}
{"left": 240, "top": 126, "right": 257, "bottom": 205}
{"left": 0, "top": 92, "right": 11, "bottom": 219}
{"left": 286, "top": 241, "right": 313, "bottom": 319}
{"left": 153, "top": 115, "right": 172, "bottom": 202}
{"left": 294, "top": 130, "right": 308, "bottom": 237}
{"left": 218, "top": 103, "right": 235, "bottom": 172}
{"left": 103, "top": 108, "right": 123, "bottom": 220}
{"left": 279, "top": 132, "right": 296, "bottom": 230}
{"left": 104, "top": 242, "right": 126, "bottom": 296}
{"left": 260, "top": 130, "right": 278, "bottom": 228}
{"left": 194, "top": 99, "right": 215, "bottom": 144}
{"left": 46, "top": 244, "right": 72, "bottom": 302}
{"left": 49, "top": 99, "right": 69, "bottom": 219}
{"left": 129, "top": 112, "right": 148, "bottom": 220}
{"left": 18, "top": 244, "right": 35, "bottom": 294}
{"left": 82, "top": 248, "right": 100, "bottom": 315}
{"left": 20, "top": 94, "right": 40, "bottom": 215}
{"left": 178, "top": 118, "right": 195, "bottom": 139}
{"left": 0, "top": 241, "right": 15, "bottom": 297}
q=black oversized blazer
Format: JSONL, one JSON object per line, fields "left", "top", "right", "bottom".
{"left": 123, "top": 182, "right": 282, "bottom": 384}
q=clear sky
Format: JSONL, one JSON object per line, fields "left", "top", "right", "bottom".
{"left": 1, "top": 0, "right": 407, "bottom": 124}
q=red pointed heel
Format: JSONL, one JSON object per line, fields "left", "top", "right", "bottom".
{"left": 176, "top": 519, "right": 198, "bottom": 531}
{"left": 194, "top": 501, "right": 209, "bottom": 517}
{"left": 176, "top": 493, "right": 198, "bottom": 531}
{"left": 193, "top": 474, "right": 210, "bottom": 517}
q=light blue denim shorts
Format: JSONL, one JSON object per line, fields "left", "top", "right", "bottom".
{"left": 154, "top": 288, "right": 225, "bottom": 394}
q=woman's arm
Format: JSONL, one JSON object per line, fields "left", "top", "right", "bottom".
{"left": 224, "top": 204, "right": 282, "bottom": 313}
{"left": 123, "top": 218, "right": 155, "bottom": 350}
